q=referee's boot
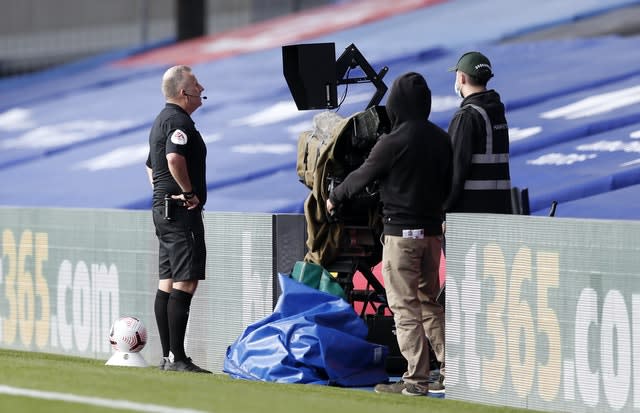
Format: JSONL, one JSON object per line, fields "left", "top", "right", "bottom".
{"left": 166, "top": 357, "right": 211, "bottom": 373}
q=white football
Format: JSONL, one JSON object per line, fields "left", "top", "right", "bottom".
{"left": 109, "top": 316, "right": 147, "bottom": 353}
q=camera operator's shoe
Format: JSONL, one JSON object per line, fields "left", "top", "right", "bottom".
{"left": 428, "top": 374, "right": 445, "bottom": 394}
{"left": 158, "top": 356, "right": 171, "bottom": 370}
{"left": 401, "top": 382, "right": 429, "bottom": 396}
{"left": 166, "top": 357, "right": 211, "bottom": 373}
{"left": 374, "top": 380, "right": 405, "bottom": 394}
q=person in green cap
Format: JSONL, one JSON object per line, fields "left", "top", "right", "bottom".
{"left": 436, "top": 53, "right": 512, "bottom": 394}
{"left": 444, "top": 51, "right": 512, "bottom": 215}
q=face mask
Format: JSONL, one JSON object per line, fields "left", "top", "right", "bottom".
{"left": 454, "top": 81, "right": 463, "bottom": 99}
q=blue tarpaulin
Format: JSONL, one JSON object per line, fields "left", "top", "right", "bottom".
{"left": 223, "top": 274, "right": 389, "bottom": 386}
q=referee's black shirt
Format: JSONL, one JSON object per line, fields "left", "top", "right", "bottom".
{"left": 146, "top": 103, "right": 207, "bottom": 208}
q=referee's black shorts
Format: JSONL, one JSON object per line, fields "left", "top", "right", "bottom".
{"left": 152, "top": 206, "right": 206, "bottom": 281}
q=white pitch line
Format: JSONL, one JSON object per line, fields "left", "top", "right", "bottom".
{"left": 0, "top": 384, "right": 210, "bottom": 413}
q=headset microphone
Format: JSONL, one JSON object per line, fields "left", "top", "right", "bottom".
{"left": 184, "top": 93, "right": 207, "bottom": 100}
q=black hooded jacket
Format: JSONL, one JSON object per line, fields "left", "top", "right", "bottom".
{"left": 329, "top": 72, "right": 453, "bottom": 236}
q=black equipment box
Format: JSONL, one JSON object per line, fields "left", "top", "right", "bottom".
{"left": 365, "top": 314, "right": 407, "bottom": 375}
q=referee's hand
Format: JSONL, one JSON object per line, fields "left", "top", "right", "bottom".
{"left": 184, "top": 195, "right": 200, "bottom": 209}
{"left": 172, "top": 194, "right": 200, "bottom": 210}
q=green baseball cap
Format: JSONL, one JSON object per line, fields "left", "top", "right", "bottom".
{"left": 448, "top": 51, "right": 494, "bottom": 81}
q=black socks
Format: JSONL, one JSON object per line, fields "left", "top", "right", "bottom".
{"left": 167, "top": 288, "right": 193, "bottom": 362}
{"left": 154, "top": 290, "right": 170, "bottom": 357}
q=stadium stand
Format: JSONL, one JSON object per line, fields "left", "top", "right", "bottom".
{"left": 1, "top": 0, "right": 640, "bottom": 219}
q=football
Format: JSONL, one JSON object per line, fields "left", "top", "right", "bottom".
{"left": 109, "top": 316, "right": 147, "bottom": 353}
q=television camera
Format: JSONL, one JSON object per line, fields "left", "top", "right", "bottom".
{"left": 283, "top": 43, "right": 408, "bottom": 372}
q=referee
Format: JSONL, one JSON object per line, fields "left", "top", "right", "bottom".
{"left": 146, "top": 65, "right": 210, "bottom": 373}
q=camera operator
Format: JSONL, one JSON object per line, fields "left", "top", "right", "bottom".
{"left": 326, "top": 72, "right": 452, "bottom": 396}
{"left": 146, "top": 65, "right": 210, "bottom": 373}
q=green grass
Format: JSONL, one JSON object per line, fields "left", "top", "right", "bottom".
{"left": 0, "top": 349, "right": 543, "bottom": 413}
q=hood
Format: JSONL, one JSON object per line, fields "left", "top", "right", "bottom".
{"left": 385, "top": 72, "right": 432, "bottom": 128}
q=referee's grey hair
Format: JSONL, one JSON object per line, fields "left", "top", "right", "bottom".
{"left": 161, "top": 65, "right": 192, "bottom": 99}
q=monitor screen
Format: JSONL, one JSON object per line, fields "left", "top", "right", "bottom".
{"left": 282, "top": 43, "right": 338, "bottom": 110}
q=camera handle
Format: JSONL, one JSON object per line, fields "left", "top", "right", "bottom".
{"left": 335, "top": 43, "right": 389, "bottom": 109}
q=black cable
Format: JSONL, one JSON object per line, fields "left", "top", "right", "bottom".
{"left": 334, "top": 67, "right": 351, "bottom": 113}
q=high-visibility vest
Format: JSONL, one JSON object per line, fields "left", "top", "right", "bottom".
{"left": 446, "top": 102, "right": 512, "bottom": 214}
{"left": 463, "top": 103, "right": 511, "bottom": 191}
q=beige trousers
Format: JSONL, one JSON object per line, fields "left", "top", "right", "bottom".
{"left": 381, "top": 234, "right": 445, "bottom": 385}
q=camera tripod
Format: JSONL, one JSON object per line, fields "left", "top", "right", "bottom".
{"left": 321, "top": 224, "right": 384, "bottom": 311}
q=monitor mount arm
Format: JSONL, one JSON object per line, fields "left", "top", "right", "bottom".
{"left": 335, "top": 43, "right": 389, "bottom": 109}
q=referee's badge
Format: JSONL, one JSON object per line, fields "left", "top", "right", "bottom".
{"left": 170, "top": 129, "right": 188, "bottom": 145}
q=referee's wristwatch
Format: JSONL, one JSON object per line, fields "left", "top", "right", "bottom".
{"left": 182, "top": 190, "right": 195, "bottom": 200}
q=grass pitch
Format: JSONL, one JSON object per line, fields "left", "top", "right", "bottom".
{"left": 0, "top": 349, "right": 542, "bottom": 413}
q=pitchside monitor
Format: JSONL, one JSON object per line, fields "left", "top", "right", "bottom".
{"left": 282, "top": 43, "right": 338, "bottom": 110}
